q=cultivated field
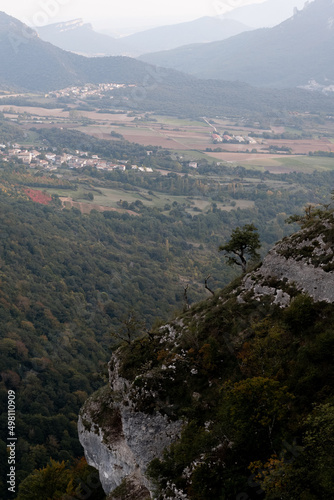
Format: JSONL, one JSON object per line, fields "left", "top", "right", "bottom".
{"left": 3, "top": 100, "right": 334, "bottom": 173}
{"left": 45, "top": 183, "right": 253, "bottom": 215}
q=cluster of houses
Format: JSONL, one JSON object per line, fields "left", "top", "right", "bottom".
{"left": 0, "top": 145, "right": 154, "bottom": 173}
{"left": 46, "top": 83, "right": 132, "bottom": 100}
{"left": 0, "top": 147, "right": 48, "bottom": 166}
{"left": 63, "top": 153, "right": 128, "bottom": 172}
{"left": 212, "top": 133, "right": 257, "bottom": 145}
{"left": 0, "top": 143, "right": 200, "bottom": 174}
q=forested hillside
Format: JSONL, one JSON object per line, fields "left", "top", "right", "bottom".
{"left": 79, "top": 203, "right": 334, "bottom": 499}
{"left": 0, "top": 181, "right": 242, "bottom": 496}
{"left": 1, "top": 110, "right": 334, "bottom": 497}
{"left": 0, "top": 191, "right": 224, "bottom": 495}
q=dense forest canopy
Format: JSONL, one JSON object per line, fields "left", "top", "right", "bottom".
{"left": 0, "top": 155, "right": 333, "bottom": 497}
{"left": 0, "top": 85, "right": 334, "bottom": 498}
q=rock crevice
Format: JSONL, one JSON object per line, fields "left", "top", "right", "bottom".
{"left": 78, "top": 360, "right": 183, "bottom": 497}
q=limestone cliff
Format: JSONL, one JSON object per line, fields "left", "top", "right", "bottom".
{"left": 241, "top": 210, "right": 334, "bottom": 306}
{"left": 78, "top": 356, "right": 183, "bottom": 498}
{"left": 78, "top": 209, "right": 334, "bottom": 500}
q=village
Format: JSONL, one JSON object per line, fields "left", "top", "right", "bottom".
{"left": 46, "top": 82, "right": 134, "bottom": 100}
{"left": 0, "top": 144, "right": 155, "bottom": 173}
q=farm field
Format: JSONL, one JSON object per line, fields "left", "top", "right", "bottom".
{"left": 59, "top": 197, "right": 139, "bottom": 215}
{"left": 45, "top": 183, "right": 254, "bottom": 215}
{"left": 3, "top": 100, "right": 334, "bottom": 174}
{"left": 76, "top": 124, "right": 334, "bottom": 158}
{"left": 206, "top": 153, "right": 334, "bottom": 173}
{"left": 76, "top": 119, "right": 213, "bottom": 150}
{"left": 0, "top": 105, "right": 71, "bottom": 118}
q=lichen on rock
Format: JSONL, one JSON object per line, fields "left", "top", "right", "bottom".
{"left": 240, "top": 214, "right": 334, "bottom": 306}
{"left": 78, "top": 356, "right": 183, "bottom": 497}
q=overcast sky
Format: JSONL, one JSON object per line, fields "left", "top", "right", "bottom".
{"left": 1, "top": 0, "right": 308, "bottom": 34}
{"left": 1, "top": 0, "right": 268, "bottom": 31}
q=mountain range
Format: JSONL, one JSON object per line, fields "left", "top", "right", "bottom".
{"left": 1, "top": 10, "right": 334, "bottom": 118}
{"left": 35, "top": 0, "right": 310, "bottom": 59}
{"left": 224, "top": 0, "right": 308, "bottom": 28}
{"left": 140, "top": 0, "right": 334, "bottom": 89}
{"left": 36, "top": 16, "right": 252, "bottom": 57}
{"left": 36, "top": 19, "right": 133, "bottom": 57}
{"left": 117, "top": 16, "right": 252, "bottom": 55}
{"left": 0, "top": 12, "right": 156, "bottom": 91}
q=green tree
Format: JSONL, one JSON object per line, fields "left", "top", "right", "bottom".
{"left": 219, "top": 223, "right": 261, "bottom": 273}
{"left": 220, "top": 377, "right": 293, "bottom": 455}
{"left": 251, "top": 403, "right": 334, "bottom": 499}
{"left": 17, "top": 458, "right": 105, "bottom": 500}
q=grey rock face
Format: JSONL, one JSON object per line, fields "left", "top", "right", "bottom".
{"left": 241, "top": 220, "right": 334, "bottom": 306}
{"left": 78, "top": 412, "right": 139, "bottom": 493}
{"left": 258, "top": 250, "right": 334, "bottom": 303}
{"left": 78, "top": 358, "right": 183, "bottom": 497}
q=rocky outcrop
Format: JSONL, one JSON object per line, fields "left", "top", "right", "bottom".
{"left": 78, "top": 211, "right": 334, "bottom": 499}
{"left": 240, "top": 216, "right": 334, "bottom": 307}
{"left": 78, "top": 357, "right": 183, "bottom": 497}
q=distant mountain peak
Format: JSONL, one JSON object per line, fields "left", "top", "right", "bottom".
{"left": 140, "top": 0, "right": 334, "bottom": 88}
{"left": 223, "top": 0, "right": 309, "bottom": 28}
{"left": 52, "top": 19, "right": 87, "bottom": 32}
{"left": 0, "top": 11, "right": 37, "bottom": 38}
{"left": 36, "top": 17, "right": 133, "bottom": 57}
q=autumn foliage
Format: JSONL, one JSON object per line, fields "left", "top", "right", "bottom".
{"left": 24, "top": 188, "right": 52, "bottom": 205}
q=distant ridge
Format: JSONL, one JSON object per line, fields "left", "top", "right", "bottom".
{"left": 36, "top": 16, "right": 252, "bottom": 57}
{"left": 121, "top": 16, "right": 252, "bottom": 55}
{"left": 1, "top": 11, "right": 334, "bottom": 118}
{"left": 0, "top": 12, "right": 160, "bottom": 91}
{"left": 139, "top": 0, "right": 334, "bottom": 89}
{"left": 224, "top": 0, "right": 308, "bottom": 28}
{"left": 36, "top": 19, "right": 134, "bottom": 57}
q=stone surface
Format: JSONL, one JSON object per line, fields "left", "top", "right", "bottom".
{"left": 259, "top": 250, "right": 334, "bottom": 303}
{"left": 242, "top": 242, "right": 334, "bottom": 307}
{"left": 78, "top": 357, "right": 183, "bottom": 497}
{"left": 239, "top": 216, "right": 334, "bottom": 306}
{"left": 78, "top": 412, "right": 139, "bottom": 493}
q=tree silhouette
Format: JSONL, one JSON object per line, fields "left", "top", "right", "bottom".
{"left": 219, "top": 224, "right": 261, "bottom": 273}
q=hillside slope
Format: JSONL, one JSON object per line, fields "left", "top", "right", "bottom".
{"left": 0, "top": 12, "right": 158, "bottom": 91}
{"left": 224, "top": 0, "right": 307, "bottom": 28}
{"left": 37, "top": 17, "right": 252, "bottom": 57}
{"left": 79, "top": 205, "right": 334, "bottom": 499}
{"left": 123, "top": 16, "right": 252, "bottom": 55}
{"left": 0, "top": 170, "right": 231, "bottom": 498}
{"left": 36, "top": 19, "right": 133, "bottom": 57}
{"left": 140, "top": 0, "right": 334, "bottom": 89}
{"left": 2, "top": 11, "right": 334, "bottom": 118}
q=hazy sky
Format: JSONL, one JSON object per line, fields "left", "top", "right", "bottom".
{"left": 1, "top": 0, "right": 268, "bottom": 31}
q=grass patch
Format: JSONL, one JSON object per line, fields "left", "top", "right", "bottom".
{"left": 235, "top": 155, "right": 334, "bottom": 172}
{"left": 152, "top": 115, "right": 209, "bottom": 128}
{"left": 172, "top": 150, "right": 214, "bottom": 161}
